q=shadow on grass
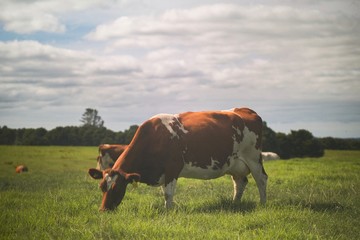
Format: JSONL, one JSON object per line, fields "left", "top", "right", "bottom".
{"left": 190, "top": 198, "right": 257, "bottom": 214}
{"left": 303, "top": 201, "right": 345, "bottom": 212}
{"left": 116, "top": 198, "right": 258, "bottom": 215}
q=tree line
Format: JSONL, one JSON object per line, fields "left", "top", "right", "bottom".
{"left": 262, "top": 122, "right": 360, "bottom": 159}
{"left": 0, "top": 108, "right": 137, "bottom": 146}
{"left": 0, "top": 108, "right": 359, "bottom": 159}
{"left": 0, "top": 125, "right": 138, "bottom": 146}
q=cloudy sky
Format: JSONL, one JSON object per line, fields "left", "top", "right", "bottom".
{"left": 0, "top": 0, "right": 359, "bottom": 138}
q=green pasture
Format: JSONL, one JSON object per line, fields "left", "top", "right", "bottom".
{"left": 0, "top": 146, "right": 359, "bottom": 239}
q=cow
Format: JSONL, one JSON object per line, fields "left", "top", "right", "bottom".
{"left": 15, "top": 165, "right": 28, "bottom": 173}
{"left": 261, "top": 152, "right": 280, "bottom": 161}
{"left": 88, "top": 108, "right": 268, "bottom": 211}
{"left": 97, "top": 144, "right": 128, "bottom": 170}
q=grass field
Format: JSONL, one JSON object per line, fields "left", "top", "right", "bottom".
{"left": 0, "top": 146, "right": 359, "bottom": 239}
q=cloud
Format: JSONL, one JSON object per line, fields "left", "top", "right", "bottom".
{"left": 0, "top": 0, "right": 129, "bottom": 34}
{"left": 85, "top": 4, "right": 359, "bottom": 103}
{"left": 0, "top": 40, "right": 88, "bottom": 79}
{"left": 87, "top": 4, "right": 338, "bottom": 44}
{"left": 0, "top": 0, "right": 64, "bottom": 33}
{"left": 83, "top": 55, "right": 140, "bottom": 76}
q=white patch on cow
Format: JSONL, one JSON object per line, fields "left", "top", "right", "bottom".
{"left": 180, "top": 157, "right": 228, "bottom": 179}
{"left": 223, "top": 126, "right": 260, "bottom": 178}
{"left": 232, "top": 126, "right": 242, "bottom": 139}
{"left": 159, "top": 114, "right": 178, "bottom": 139}
{"left": 97, "top": 152, "right": 114, "bottom": 170}
{"left": 222, "top": 108, "right": 235, "bottom": 113}
{"left": 238, "top": 126, "right": 260, "bottom": 155}
{"left": 173, "top": 114, "right": 189, "bottom": 134}
{"left": 104, "top": 173, "right": 118, "bottom": 191}
{"left": 151, "top": 113, "right": 188, "bottom": 139}
{"left": 161, "top": 179, "right": 177, "bottom": 208}
{"left": 100, "top": 153, "right": 113, "bottom": 170}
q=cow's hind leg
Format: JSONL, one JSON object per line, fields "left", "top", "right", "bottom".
{"left": 231, "top": 159, "right": 250, "bottom": 202}
{"left": 249, "top": 161, "right": 268, "bottom": 205}
{"left": 232, "top": 176, "right": 248, "bottom": 202}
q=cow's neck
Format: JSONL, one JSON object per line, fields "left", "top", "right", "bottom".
{"left": 112, "top": 126, "right": 147, "bottom": 173}
{"left": 112, "top": 145, "right": 138, "bottom": 173}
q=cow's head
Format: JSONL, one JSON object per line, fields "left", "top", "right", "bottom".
{"left": 88, "top": 168, "right": 140, "bottom": 211}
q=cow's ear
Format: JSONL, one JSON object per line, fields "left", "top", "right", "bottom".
{"left": 88, "top": 168, "right": 103, "bottom": 179}
{"left": 125, "top": 173, "right": 141, "bottom": 183}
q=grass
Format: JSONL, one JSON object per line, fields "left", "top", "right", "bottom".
{"left": 0, "top": 146, "right": 359, "bottom": 239}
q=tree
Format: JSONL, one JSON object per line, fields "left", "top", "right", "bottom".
{"left": 46, "top": 126, "right": 80, "bottom": 146}
{"left": 288, "top": 129, "right": 324, "bottom": 158}
{"left": 123, "top": 125, "right": 139, "bottom": 144}
{"left": 0, "top": 126, "right": 16, "bottom": 144}
{"left": 80, "top": 108, "right": 104, "bottom": 127}
{"left": 276, "top": 132, "right": 292, "bottom": 159}
{"left": 275, "top": 129, "right": 324, "bottom": 159}
{"left": 20, "top": 128, "right": 48, "bottom": 145}
{"left": 262, "top": 122, "right": 280, "bottom": 153}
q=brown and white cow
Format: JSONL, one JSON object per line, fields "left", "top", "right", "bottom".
{"left": 88, "top": 108, "right": 268, "bottom": 211}
{"left": 97, "top": 144, "right": 128, "bottom": 170}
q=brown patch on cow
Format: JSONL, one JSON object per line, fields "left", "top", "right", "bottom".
{"left": 232, "top": 108, "right": 262, "bottom": 149}
{"left": 113, "top": 118, "right": 173, "bottom": 185}
{"left": 15, "top": 165, "right": 28, "bottom": 173}
{"left": 178, "top": 111, "right": 245, "bottom": 170}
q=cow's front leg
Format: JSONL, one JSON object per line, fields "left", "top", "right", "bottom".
{"left": 161, "top": 179, "right": 177, "bottom": 209}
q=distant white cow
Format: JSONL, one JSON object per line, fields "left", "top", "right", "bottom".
{"left": 262, "top": 152, "right": 280, "bottom": 161}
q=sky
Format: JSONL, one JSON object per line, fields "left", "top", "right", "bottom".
{"left": 0, "top": 0, "right": 359, "bottom": 138}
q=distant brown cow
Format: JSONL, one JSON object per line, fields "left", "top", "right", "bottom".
{"left": 97, "top": 144, "right": 128, "bottom": 170}
{"left": 15, "top": 165, "right": 28, "bottom": 173}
